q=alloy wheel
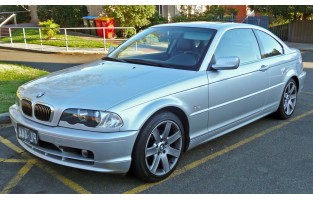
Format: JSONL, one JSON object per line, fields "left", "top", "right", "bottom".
{"left": 145, "top": 120, "right": 183, "bottom": 176}
{"left": 283, "top": 81, "right": 297, "bottom": 115}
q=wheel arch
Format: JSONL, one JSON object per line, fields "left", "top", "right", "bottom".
{"left": 290, "top": 76, "right": 299, "bottom": 93}
{"left": 128, "top": 103, "right": 191, "bottom": 156}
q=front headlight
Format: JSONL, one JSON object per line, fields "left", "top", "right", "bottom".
{"left": 59, "top": 108, "right": 123, "bottom": 128}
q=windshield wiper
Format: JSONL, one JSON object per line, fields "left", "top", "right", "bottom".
{"left": 123, "top": 58, "right": 167, "bottom": 67}
{"left": 102, "top": 57, "right": 126, "bottom": 63}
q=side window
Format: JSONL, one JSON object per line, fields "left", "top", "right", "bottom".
{"left": 213, "top": 29, "right": 260, "bottom": 65}
{"left": 255, "top": 30, "right": 283, "bottom": 59}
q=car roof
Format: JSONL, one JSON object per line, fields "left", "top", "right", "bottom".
{"left": 152, "top": 22, "right": 263, "bottom": 31}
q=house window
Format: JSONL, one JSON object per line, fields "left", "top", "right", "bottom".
{"left": 156, "top": 5, "right": 163, "bottom": 17}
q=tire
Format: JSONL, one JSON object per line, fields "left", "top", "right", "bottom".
{"left": 131, "top": 111, "right": 185, "bottom": 182}
{"left": 274, "top": 79, "right": 298, "bottom": 119}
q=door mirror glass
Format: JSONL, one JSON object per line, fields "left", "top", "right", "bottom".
{"left": 211, "top": 56, "right": 240, "bottom": 70}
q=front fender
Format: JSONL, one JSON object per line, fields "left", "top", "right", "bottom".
{"left": 118, "top": 96, "right": 190, "bottom": 131}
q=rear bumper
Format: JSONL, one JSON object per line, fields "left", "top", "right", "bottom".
{"left": 9, "top": 104, "right": 138, "bottom": 173}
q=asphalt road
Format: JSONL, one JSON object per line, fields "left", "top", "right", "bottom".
{"left": 0, "top": 49, "right": 313, "bottom": 193}
{"left": 0, "top": 48, "right": 103, "bottom": 72}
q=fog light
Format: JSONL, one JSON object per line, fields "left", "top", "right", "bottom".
{"left": 81, "top": 149, "right": 89, "bottom": 158}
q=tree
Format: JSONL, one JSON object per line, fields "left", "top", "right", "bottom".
{"left": 0, "top": 5, "right": 31, "bottom": 23}
{"left": 37, "top": 6, "right": 88, "bottom": 27}
{"left": 254, "top": 5, "right": 313, "bottom": 21}
{"left": 102, "top": 5, "right": 156, "bottom": 37}
{"left": 205, "top": 5, "right": 226, "bottom": 18}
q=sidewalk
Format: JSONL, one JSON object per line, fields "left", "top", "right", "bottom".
{"left": 0, "top": 42, "right": 107, "bottom": 55}
{"left": 284, "top": 42, "right": 313, "bottom": 52}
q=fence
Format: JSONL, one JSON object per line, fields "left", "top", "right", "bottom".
{"left": 242, "top": 16, "right": 270, "bottom": 29}
{"left": 288, "top": 21, "right": 313, "bottom": 43}
{"left": 0, "top": 26, "right": 136, "bottom": 52}
{"left": 270, "top": 20, "right": 313, "bottom": 43}
{"left": 269, "top": 23, "right": 289, "bottom": 41}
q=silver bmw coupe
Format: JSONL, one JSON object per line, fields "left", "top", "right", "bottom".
{"left": 10, "top": 22, "right": 306, "bottom": 182}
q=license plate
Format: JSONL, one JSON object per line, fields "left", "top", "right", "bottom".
{"left": 17, "top": 125, "right": 38, "bottom": 145}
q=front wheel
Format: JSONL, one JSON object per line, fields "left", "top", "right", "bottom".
{"left": 274, "top": 79, "right": 298, "bottom": 119}
{"left": 131, "top": 112, "right": 184, "bottom": 182}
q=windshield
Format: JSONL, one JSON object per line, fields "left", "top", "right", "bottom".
{"left": 106, "top": 26, "right": 216, "bottom": 71}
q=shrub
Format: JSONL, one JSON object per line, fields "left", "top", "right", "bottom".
{"left": 0, "top": 5, "right": 31, "bottom": 23}
{"left": 204, "top": 5, "right": 226, "bottom": 19}
{"left": 141, "top": 13, "right": 168, "bottom": 30}
{"left": 172, "top": 6, "right": 237, "bottom": 22}
{"left": 102, "top": 5, "right": 156, "bottom": 37}
{"left": 37, "top": 6, "right": 88, "bottom": 27}
{"left": 171, "top": 15, "right": 189, "bottom": 22}
{"left": 148, "top": 13, "right": 168, "bottom": 27}
{"left": 226, "top": 7, "right": 239, "bottom": 17}
{"left": 38, "top": 19, "right": 60, "bottom": 39}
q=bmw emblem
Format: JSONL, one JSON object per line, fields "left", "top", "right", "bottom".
{"left": 36, "top": 92, "right": 45, "bottom": 98}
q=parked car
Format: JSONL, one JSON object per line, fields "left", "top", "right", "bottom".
{"left": 10, "top": 22, "right": 306, "bottom": 182}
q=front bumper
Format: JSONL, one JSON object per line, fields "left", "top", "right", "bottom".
{"left": 9, "top": 104, "right": 138, "bottom": 173}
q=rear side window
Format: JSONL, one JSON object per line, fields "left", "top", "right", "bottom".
{"left": 255, "top": 30, "right": 283, "bottom": 59}
{"left": 213, "top": 28, "right": 260, "bottom": 65}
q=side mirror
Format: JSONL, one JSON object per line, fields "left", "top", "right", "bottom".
{"left": 108, "top": 46, "right": 115, "bottom": 54}
{"left": 211, "top": 56, "right": 240, "bottom": 70}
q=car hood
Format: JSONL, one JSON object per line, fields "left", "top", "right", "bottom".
{"left": 18, "top": 60, "right": 195, "bottom": 111}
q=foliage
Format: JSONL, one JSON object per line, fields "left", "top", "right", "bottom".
{"left": 204, "top": 5, "right": 226, "bottom": 19}
{"left": 102, "top": 5, "right": 155, "bottom": 37}
{"left": 38, "top": 19, "right": 60, "bottom": 39}
{"left": 0, "top": 28, "right": 116, "bottom": 48}
{"left": 254, "top": 5, "right": 313, "bottom": 21}
{"left": 171, "top": 5, "right": 237, "bottom": 22}
{"left": 171, "top": 14, "right": 189, "bottom": 22}
{"left": 0, "top": 62, "right": 48, "bottom": 113}
{"left": 0, "top": 5, "right": 31, "bottom": 23}
{"left": 37, "top": 5, "right": 88, "bottom": 27}
{"left": 226, "top": 7, "right": 239, "bottom": 17}
{"left": 171, "top": 13, "right": 215, "bottom": 22}
{"left": 147, "top": 13, "right": 168, "bottom": 27}
{"left": 141, "top": 13, "right": 167, "bottom": 30}
{"left": 178, "top": 6, "right": 203, "bottom": 17}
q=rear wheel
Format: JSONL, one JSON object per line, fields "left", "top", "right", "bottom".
{"left": 131, "top": 112, "right": 184, "bottom": 182}
{"left": 274, "top": 79, "right": 297, "bottom": 119}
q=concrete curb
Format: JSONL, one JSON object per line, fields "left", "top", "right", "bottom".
{"left": 0, "top": 112, "right": 11, "bottom": 124}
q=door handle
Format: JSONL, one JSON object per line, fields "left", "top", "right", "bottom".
{"left": 259, "top": 65, "right": 269, "bottom": 72}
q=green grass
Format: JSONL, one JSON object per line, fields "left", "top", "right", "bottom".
{"left": 0, "top": 29, "right": 116, "bottom": 48}
{"left": 0, "top": 63, "right": 49, "bottom": 113}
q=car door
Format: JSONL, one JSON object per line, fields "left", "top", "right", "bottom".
{"left": 206, "top": 28, "right": 269, "bottom": 133}
{"left": 253, "top": 29, "right": 291, "bottom": 111}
